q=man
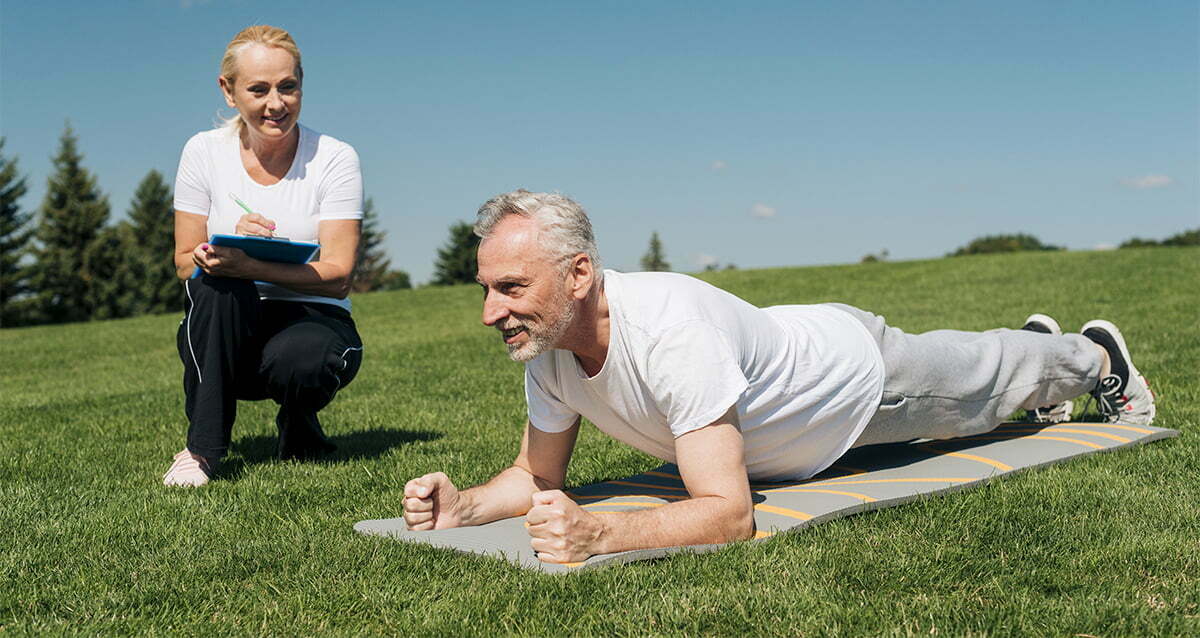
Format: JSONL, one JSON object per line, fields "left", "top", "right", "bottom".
{"left": 402, "top": 190, "right": 1156, "bottom": 563}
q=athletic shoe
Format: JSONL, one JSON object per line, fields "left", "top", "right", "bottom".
{"left": 276, "top": 406, "right": 338, "bottom": 461}
{"left": 162, "top": 448, "right": 214, "bottom": 487}
{"left": 1081, "top": 320, "right": 1156, "bottom": 426}
{"left": 1020, "top": 314, "right": 1074, "bottom": 423}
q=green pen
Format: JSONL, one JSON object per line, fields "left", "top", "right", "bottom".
{"left": 229, "top": 193, "right": 280, "bottom": 238}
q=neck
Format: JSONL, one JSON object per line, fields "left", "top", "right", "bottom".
{"left": 566, "top": 280, "right": 609, "bottom": 377}
{"left": 241, "top": 126, "right": 298, "bottom": 160}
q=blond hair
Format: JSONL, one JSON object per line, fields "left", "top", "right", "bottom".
{"left": 218, "top": 25, "right": 303, "bottom": 133}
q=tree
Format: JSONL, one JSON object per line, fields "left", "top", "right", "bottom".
{"left": 0, "top": 138, "right": 34, "bottom": 327}
{"left": 431, "top": 221, "right": 479, "bottom": 286}
{"left": 378, "top": 269, "right": 412, "bottom": 290}
{"left": 1119, "top": 237, "right": 1159, "bottom": 249}
{"left": 1161, "top": 228, "right": 1199, "bottom": 247}
{"left": 352, "top": 198, "right": 395, "bottom": 292}
{"left": 949, "top": 233, "right": 1062, "bottom": 257}
{"left": 640, "top": 231, "right": 670, "bottom": 272}
{"left": 83, "top": 223, "right": 140, "bottom": 320}
{"left": 123, "top": 170, "right": 180, "bottom": 314}
{"left": 29, "top": 125, "right": 112, "bottom": 324}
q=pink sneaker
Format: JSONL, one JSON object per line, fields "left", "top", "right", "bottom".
{"left": 162, "top": 449, "right": 214, "bottom": 487}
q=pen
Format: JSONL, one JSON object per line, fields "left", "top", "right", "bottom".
{"left": 229, "top": 192, "right": 256, "bottom": 216}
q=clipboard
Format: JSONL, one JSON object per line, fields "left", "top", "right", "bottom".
{"left": 190, "top": 234, "right": 320, "bottom": 278}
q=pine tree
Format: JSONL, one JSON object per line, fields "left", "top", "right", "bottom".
{"left": 83, "top": 223, "right": 140, "bottom": 320}
{"left": 639, "top": 231, "right": 670, "bottom": 272}
{"left": 352, "top": 197, "right": 393, "bottom": 293}
{"left": 124, "top": 170, "right": 180, "bottom": 314}
{"left": 431, "top": 221, "right": 480, "bottom": 286}
{"left": 0, "top": 138, "right": 34, "bottom": 327}
{"left": 30, "top": 125, "right": 112, "bottom": 324}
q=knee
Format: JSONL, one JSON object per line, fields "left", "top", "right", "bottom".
{"left": 184, "top": 274, "right": 259, "bottom": 310}
{"left": 261, "top": 326, "right": 353, "bottom": 395}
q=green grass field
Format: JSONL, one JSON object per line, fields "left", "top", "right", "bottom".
{"left": 2, "top": 247, "right": 1197, "bottom": 636}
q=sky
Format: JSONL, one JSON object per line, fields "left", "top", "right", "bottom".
{"left": 2, "top": 1, "right": 1197, "bottom": 284}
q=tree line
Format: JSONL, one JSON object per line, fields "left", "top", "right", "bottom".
{"left": 0, "top": 127, "right": 408, "bottom": 328}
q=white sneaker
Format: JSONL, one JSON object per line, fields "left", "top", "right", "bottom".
{"left": 1020, "top": 314, "right": 1074, "bottom": 423}
{"left": 162, "top": 449, "right": 213, "bottom": 487}
{"left": 1081, "top": 320, "right": 1156, "bottom": 426}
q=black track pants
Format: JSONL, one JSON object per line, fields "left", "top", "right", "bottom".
{"left": 176, "top": 275, "right": 363, "bottom": 460}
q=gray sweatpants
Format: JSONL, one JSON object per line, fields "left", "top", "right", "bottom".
{"left": 828, "top": 304, "right": 1104, "bottom": 447}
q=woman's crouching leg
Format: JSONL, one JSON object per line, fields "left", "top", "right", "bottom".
{"left": 259, "top": 305, "right": 363, "bottom": 459}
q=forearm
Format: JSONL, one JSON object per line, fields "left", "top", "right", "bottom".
{"left": 593, "top": 495, "right": 754, "bottom": 555}
{"left": 237, "top": 258, "right": 352, "bottom": 298}
{"left": 458, "top": 465, "right": 557, "bottom": 527}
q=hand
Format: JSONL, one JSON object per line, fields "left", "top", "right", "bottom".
{"left": 192, "top": 243, "right": 253, "bottom": 279}
{"left": 525, "top": 490, "right": 603, "bottom": 563}
{"left": 235, "top": 213, "right": 277, "bottom": 237}
{"left": 403, "top": 472, "right": 465, "bottom": 531}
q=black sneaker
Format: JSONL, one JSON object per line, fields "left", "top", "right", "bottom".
{"left": 1020, "top": 314, "right": 1073, "bottom": 423}
{"left": 276, "top": 406, "right": 338, "bottom": 460}
{"left": 1080, "top": 320, "right": 1156, "bottom": 425}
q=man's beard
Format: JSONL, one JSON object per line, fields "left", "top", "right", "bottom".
{"left": 504, "top": 289, "right": 576, "bottom": 362}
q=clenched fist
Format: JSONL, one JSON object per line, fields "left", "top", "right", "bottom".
{"left": 403, "top": 472, "right": 465, "bottom": 531}
{"left": 525, "top": 490, "right": 604, "bottom": 563}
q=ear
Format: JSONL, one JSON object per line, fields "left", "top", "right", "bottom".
{"left": 218, "top": 75, "right": 237, "bottom": 108}
{"left": 567, "top": 253, "right": 594, "bottom": 301}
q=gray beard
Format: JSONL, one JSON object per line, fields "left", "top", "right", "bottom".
{"left": 507, "top": 294, "right": 576, "bottom": 363}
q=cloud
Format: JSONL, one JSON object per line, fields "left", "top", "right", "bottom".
{"left": 1093, "top": 243, "right": 1117, "bottom": 251}
{"left": 750, "top": 203, "right": 776, "bottom": 219}
{"left": 693, "top": 253, "right": 719, "bottom": 268}
{"left": 711, "top": 160, "right": 727, "bottom": 171}
{"left": 1121, "top": 174, "right": 1172, "bottom": 189}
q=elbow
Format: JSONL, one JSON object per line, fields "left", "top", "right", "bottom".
{"left": 329, "top": 274, "right": 353, "bottom": 299}
{"left": 726, "top": 507, "right": 756, "bottom": 543}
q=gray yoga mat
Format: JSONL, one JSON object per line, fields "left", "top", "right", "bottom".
{"left": 355, "top": 421, "right": 1178, "bottom": 574}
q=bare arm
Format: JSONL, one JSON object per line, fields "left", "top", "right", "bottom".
{"left": 403, "top": 419, "right": 580, "bottom": 530}
{"left": 179, "top": 211, "right": 361, "bottom": 299}
{"left": 526, "top": 405, "right": 754, "bottom": 563}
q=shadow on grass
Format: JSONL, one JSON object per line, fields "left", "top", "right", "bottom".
{"left": 218, "top": 427, "right": 442, "bottom": 481}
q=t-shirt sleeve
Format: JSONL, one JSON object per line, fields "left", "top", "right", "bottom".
{"left": 645, "top": 321, "right": 749, "bottom": 438}
{"left": 524, "top": 360, "right": 580, "bottom": 433}
{"left": 173, "top": 134, "right": 211, "bottom": 216}
{"left": 317, "top": 142, "right": 363, "bottom": 221}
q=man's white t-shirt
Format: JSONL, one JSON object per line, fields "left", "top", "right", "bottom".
{"left": 174, "top": 124, "right": 363, "bottom": 311}
{"left": 524, "top": 270, "right": 886, "bottom": 481}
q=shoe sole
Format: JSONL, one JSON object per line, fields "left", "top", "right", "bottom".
{"left": 1023, "top": 313, "right": 1062, "bottom": 335}
{"left": 1080, "top": 319, "right": 1139, "bottom": 380}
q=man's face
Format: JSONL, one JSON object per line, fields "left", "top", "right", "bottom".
{"left": 476, "top": 216, "right": 576, "bottom": 362}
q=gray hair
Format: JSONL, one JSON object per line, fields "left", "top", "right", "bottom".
{"left": 474, "top": 190, "right": 603, "bottom": 280}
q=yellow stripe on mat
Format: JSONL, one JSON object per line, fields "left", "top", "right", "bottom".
{"left": 754, "top": 530, "right": 775, "bottom": 539}
{"left": 760, "top": 488, "right": 877, "bottom": 502}
{"left": 918, "top": 444, "right": 1013, "bottom": 471}
{"left": 817, "top": 477, "right": 974, "bottom": 486}
{"left": 988, "top": 427, "right": 1131, "bottom": 443}
{"left": 643, "top": 470, "right": 682, "bottom": 480}
{"left": 754, "top": 503, "right": 813, "bottom": 520}
{"left": 965, "top": 434, "right": 1105, "bottom": 450}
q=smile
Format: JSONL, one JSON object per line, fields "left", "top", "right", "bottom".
{"left": 501, "top": 326, "right": 527, "bottom": 344}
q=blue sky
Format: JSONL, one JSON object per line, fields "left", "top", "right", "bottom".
{"left": 3, "top": 1, "right": 1196, "bottom": 283}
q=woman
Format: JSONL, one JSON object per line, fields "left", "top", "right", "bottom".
{"left": 164, "top": 25, "right": 364, "bottom": 486}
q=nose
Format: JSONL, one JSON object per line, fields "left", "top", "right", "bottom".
{"left": 267, "top": 89, "right": 284, "bottom": 111}
{"left": 481, "top": 289, "right": 508, "bottom": 327}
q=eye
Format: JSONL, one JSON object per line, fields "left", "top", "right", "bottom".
{"left": 279, "top": 82, "right": 298, "bottom": 93}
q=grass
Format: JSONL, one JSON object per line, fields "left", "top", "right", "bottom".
{"left": 1, "top": 246, "right": 1197, "bottom": 636}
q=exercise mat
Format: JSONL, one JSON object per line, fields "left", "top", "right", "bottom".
{"left": 355, "top": 421, "right": 1178, "bottom": 573}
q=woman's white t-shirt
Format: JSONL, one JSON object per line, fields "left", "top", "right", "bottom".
{"left": 524, "top": 270, "right": 885, "bottom": 481}
{"left": 174, "top": 124, "right": 363, "bottom": 311}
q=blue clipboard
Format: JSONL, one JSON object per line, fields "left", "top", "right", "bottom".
{"left": 190, "top": 234, "right": 320, "bottom": 279}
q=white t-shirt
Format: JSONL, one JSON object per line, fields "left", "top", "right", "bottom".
{"left": 174, "top": 124, "right": 363, "bottom": 311}
{"left": 525, "top": 270, "right": 886, "bottom": 481}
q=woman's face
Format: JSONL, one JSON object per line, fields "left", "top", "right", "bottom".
{"left": 219, "top": 44, "right": 302, "bottom": 143}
